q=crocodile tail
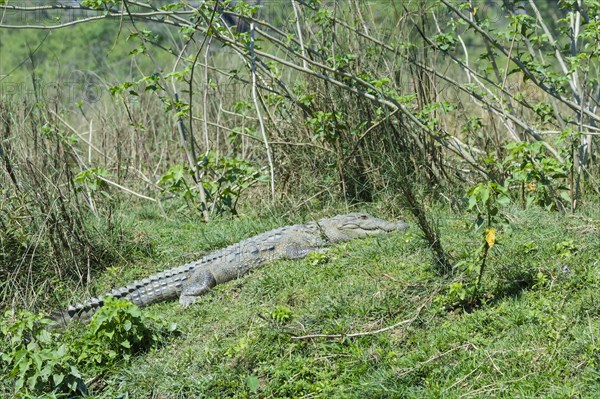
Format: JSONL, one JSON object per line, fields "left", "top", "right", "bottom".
{"left": 49, "top": 263, "right": 196, "bottom": 327}
{"left": 49, "top": 281, "right": 144, "bottom": 327}
{"left": 50, "top": 303, "right": 99, "bottom": 326}
{"left": 49, "top": 280, "right": 150, "bottom": 327}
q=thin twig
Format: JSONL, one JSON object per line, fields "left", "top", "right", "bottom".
{"left": 291, "top": 294, "right": 432, "bottom": 340}
{"left": 250, "top": 22, "right": 275, "bottom": 201}
{"left": 291, "top": 0, "right": 308, "bottom": 70}
{"left": 397, "top": 343, "right": 475, "bottom": 378}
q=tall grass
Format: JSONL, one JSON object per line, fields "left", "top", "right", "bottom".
{"left": 0, "top": 99, "right": 154, "bottom": 310}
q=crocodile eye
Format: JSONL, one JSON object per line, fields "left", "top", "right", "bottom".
{"left": 359, "top": 214, "right": 368, "bottom": 220}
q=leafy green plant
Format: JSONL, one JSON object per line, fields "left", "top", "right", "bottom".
{"left": 436, "top": 280, "right": 472, "bottom": 309}
{"left": 267, "top": 305, "right": 294, "bottom": 325}
{"left": 466, "top": 182, "right": 510, "bottom": 230}
{"left": 158, "top": 152, "right": 265, "bottom": 216}
{"left": 306, "top": 111, "right": 346, "bottom": 144}
{"left": 157, "top": 163, "right": 197, "bottom": 212}
{"left": 40, "top": 123, "right": 78, "bottom": 145}
{"left": 0, "top": 296, "right": 175, "bottom": 397}
{"left": 73, "top": 297, "right": 173, "bottom": 368}
{"left": 305, "top": 250, "right": 332, "bottom": 267}
{"left": 555, "top": 240, "right": 578, "bottom": 259}
{"left": 447, "top": 182, "right": 512, "bottom": 306}
{"left": 0, "top": 310, "right": 86, "bottom": 396}
{"left": 198, "top": 151, "right": 266, "bottom": 215}
{"left": 80, "top": 0, "right": 119, "bottom": 10}
{"left": 503, "top": 140, "right": 569, "bottom": 211}
{"left": 73, "top": 167, "right": 112, "bottom": 199}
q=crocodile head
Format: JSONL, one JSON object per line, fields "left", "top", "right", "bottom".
{"left": 318, "top": 213, "right": 408, "bottom": 243}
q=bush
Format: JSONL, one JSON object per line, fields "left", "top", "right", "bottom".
{"left": 0, "top": 298, "right": 175, "bottom": 397}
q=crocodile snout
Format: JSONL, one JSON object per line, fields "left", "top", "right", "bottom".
{"left": 376, "top": 220, "right": 408, "bottom": 233}
{"left": 392, "top": 221, "right": 409, "bottom": 231}
{"left": 361, "top": 218, "right": 408, "bottom": 234}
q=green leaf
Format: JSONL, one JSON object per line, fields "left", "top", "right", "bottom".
{"left": 246, "top": 375, "right": 260, "bottom": 393}
{"left": 497, "top": 195, "right": 511, "bottom": 207}
{"left": 468, "top": 195, "right": 477, "bottom": 210}
{"left": 53, "top": 372, "right": 65, "bottom": 386}
{"left": 15, "top": 376, "right": 25, "bottom": 392}
{"left": 27, "top": 373, "right": 39, "bottom": 390}
{"left": 480, "top": 186, "right": 490, "bottom": 205}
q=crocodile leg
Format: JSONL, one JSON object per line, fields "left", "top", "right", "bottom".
{"left": 179, "top": 269, "right": 217, "bottom": 308}
{"left": 285, "top": 245, "right": 321, "bottom": 259}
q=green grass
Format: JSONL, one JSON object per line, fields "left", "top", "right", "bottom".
{"left": 55, "top": 203, "right": 598, "bottom": 398}
{"left": 6, "top": 203, "right": 600, "bottom": 398}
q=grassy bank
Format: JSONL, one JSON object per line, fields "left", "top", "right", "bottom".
{"left": 6, "top": 202, "right": 595, "bottom": 398}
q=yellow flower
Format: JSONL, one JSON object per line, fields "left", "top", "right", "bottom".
{"left": 486, "top": 228, "right": 496, "bottom": 248}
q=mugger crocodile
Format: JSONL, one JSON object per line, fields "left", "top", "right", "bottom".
{"left": 51, "top": 213, "right": 408, "bottom": 326}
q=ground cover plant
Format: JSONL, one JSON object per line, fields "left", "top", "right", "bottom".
{"left": 1, "top": 0, "right": 600, "bottom": 397}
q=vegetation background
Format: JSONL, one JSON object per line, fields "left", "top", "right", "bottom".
{"left": 1, "top": 0, "right": 600, "bottom": 397}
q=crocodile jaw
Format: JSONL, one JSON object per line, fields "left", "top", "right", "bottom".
{"left": 319, "top": 213, "right": 408, "bottom": 242}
